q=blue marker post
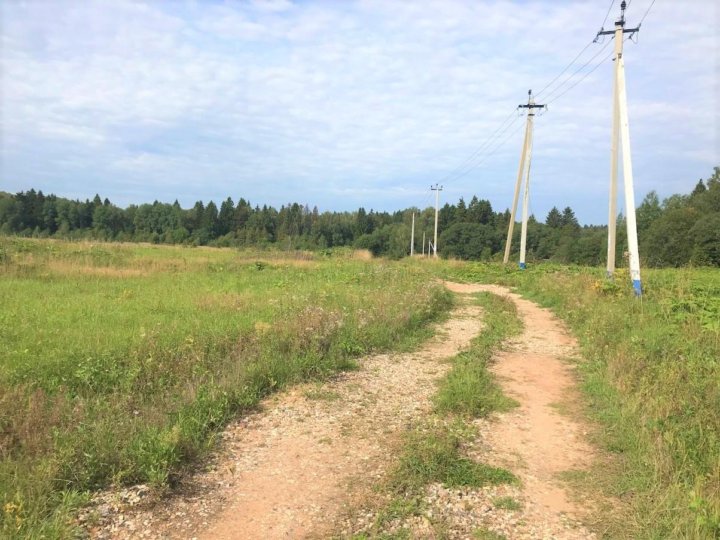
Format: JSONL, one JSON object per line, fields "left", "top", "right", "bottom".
{"left": 631, "top": 267, "right": 642, "bottom": 297}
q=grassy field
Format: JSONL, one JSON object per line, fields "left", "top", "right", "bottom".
{"left": 3, "top": 238, "right": 718, "bottom": 538}
{"left": 440, "top": 261, "right": 720, "bottom": 539}
{"left": 0, "top": 238, "right": 452, "bottom": 538}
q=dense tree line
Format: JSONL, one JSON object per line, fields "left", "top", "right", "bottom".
{"left": 1, "top": 167, "right": 718, "bottom": 266}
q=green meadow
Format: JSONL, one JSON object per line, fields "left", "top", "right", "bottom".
{"left": 2, "top": 237, "right": 718, "bottom": 539}
{"left": 0, "top": 238, "right": 452, "bottom": 537}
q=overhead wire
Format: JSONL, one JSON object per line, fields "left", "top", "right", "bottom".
{"left": 637, "top": 0, "right": 657, "bottom": 26}
{"left": 546, "top": 45, "right": 617, "bottom": 106}
{"left": 599, "top": 0, "right": 616, "bottom": 32}
{"left": 441, "top": 112, "right": 522, "bottom": 186}
{"left": 445, "top": 119, "right": 526, "bottom": 185}
{"left": 540, "top": 38, "right": 613, "bottom": 104}
{"left": 534, "top": 40, "right": 595, "bottom": 100}
{"left": 533, "top": 0, "right": 616, "bottom": 101}
{"left": 424, "top": 0, "right": 617, "bottom": 193}
{"left": 420, "top": 190, "right": 435, "bottom": 210}
{"left": 435, "top": 108, "right": 519, "bottom": 185}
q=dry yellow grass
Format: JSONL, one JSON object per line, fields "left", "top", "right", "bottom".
{"left": 47, "top": 260, "right": 150, "bottom": 278}
{"left": 254, "top": 258, "right": 319, "bottom": 268}
{"left": 352, "top": 249, "right": 373, "bottom": 260}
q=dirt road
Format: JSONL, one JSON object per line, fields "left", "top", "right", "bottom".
{"left": 445, "top": 282, "right": 597, "bottom": 539}
{"left": 89, "top": 283, "right": 597, "bottom": 539}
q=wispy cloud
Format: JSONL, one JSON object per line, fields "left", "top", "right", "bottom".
{"left": 1, "top": 0, "right": 716, "bottom": 223}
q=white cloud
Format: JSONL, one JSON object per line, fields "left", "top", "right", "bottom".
{"left": 0, "top": 0, "right": 716, "bottom": 223}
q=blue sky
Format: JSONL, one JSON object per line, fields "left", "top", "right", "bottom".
{"left": 1, "top": 0, "right": 717, "bottom": 224}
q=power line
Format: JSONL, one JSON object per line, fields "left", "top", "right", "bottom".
{"left": 420, "top": 190, "right": 435, "bottom": 210}
{"left": 469, "top": 120, "right": 526, "bottom": 170}
{"left": 448, "top": 119, "right": 526, "bottom": 184}
{"left": 426, "top": 0, "right": 619, "bottom": 195}
{"left": 534, "top": 0, "right": 618, "bottom": 101}
{"left": 600, "top": 0, "right": 616, "bottom": 31}
{"left": 435, "top": 108, "right": 518, "bottom": 185}
{"left": 546, "top": 46, "right": 616, "bottom": 105}
{"left": 541, "top": 38, "right": 613, "bottom": 103}
{"left": 637, "top": 0, "right": 657, "bottom": 26}
{"left": 534, "top": 40, "right": 595, "bottom": 99}
{"left": 441, "top": 113, "right": 522, "bottom": 185}
{"left": 547, "top": 35, "right": 633, "bottom": 107}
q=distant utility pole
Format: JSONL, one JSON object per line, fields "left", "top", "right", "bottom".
{"left": 598, "top": 0, "right": 642, "bottom": 296}
{"left": 431, "top": 184, "right": 443, "bottom": 258}
{"left": 503, "top": 90, "right": 546, "bottom": 269}
{"left": 422, "top": 231, "right": 426, "bottom": 256}
{"left": 410, "top": 212, "right": 415, "bottom": 256}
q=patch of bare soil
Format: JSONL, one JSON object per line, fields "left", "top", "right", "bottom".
{"left": 439, "top": 282, "right": 597, "bottom": 539}
{"left": 84, "top": 295, "right": 484, "bottom": 539}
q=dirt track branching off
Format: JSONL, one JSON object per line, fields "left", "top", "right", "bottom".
{"left": 444, "top": 262, "right": 720, "bottom": 539}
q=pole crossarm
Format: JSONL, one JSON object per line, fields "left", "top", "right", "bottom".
{"left": 595, "top": 0, "right": 640, "bottom": 41}
{"left": 597, "top": 27, "right": 639, "bottom": 37}
{"left": 518, "top": 89, "right": 546, "bottom": 116}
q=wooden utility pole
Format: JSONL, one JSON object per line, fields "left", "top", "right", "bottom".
{"left": 410, "top": 212, "right": 415, "bottom": 256}
{"left": 503, "top": 90, "right": 545, "bottom": 268}
{"left": 598, "top": 0, "right": 642, "bottom": 296}
{"left": 431, "top": 184, "right": 443, "bottom": 258}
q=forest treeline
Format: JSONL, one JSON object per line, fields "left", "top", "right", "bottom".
{"left": 1, "top": 166, "right": 718, "bottom": 267}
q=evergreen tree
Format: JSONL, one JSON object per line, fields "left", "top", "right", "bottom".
{"left": 218, "top": 197, "right": 235, "bottom": 236}
{"left": 545, "top": 207, "right": 562, "bottom": 228}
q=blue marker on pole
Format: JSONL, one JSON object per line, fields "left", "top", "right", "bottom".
{"left": 632, "top": 279, "right": 642, "bottom": 296}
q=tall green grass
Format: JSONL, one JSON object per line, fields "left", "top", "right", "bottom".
{"left": 0, "top": 238, "right": 452, "bottom": 538}
{"left": 441, "top": 261, "right": 720, "bottom": 538}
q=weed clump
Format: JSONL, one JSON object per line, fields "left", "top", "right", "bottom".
{"left": 391, "top": 428, "right": 517, "bottom": 494}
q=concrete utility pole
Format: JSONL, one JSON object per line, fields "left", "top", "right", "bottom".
{"left": 598, "top": 0, "right": 642, "bottom": 296}
{"left": 410, "top": 212, "right": 415, "bottom": 256}
{"left": 503, "top": 90, "right": 546, "bottom": 268}
{"left": 422, "top": 231, "right": 426, "bottom": 256}
{"left": 431, "top": 184, "right": 443, "bottom": 258}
